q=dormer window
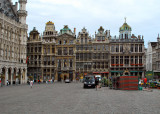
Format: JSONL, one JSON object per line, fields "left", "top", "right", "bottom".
{"left": 59, "top": 40, "right": 61, "bottom": 44}
{"left": 64, "top": 40, "right": 67, "bottom": 44}
{"left": 33, "top": 34, "right": 36, "bottom": 39}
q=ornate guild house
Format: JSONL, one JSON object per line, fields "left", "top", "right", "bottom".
{"left": 28, "top": 19, "right": 145, "bottom": 82}
{"left": 0, "top": 0, "right": 28, "bottom": 85}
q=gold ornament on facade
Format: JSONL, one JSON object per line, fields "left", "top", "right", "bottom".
{"left": 46, "top": 21, "right": 54, "bottom": 25}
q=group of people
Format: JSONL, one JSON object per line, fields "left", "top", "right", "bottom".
{"left": 29, "top": 79, "right": 54, "bottom": 88}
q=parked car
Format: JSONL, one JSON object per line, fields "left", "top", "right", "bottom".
{"left": 65, "top": 79, "right": 71, "bottom": 83}
{"left": 83, "top": 75, "right": 95, "bottom": 88}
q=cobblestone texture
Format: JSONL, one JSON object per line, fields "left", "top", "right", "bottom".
{"left": 0, "top": 82, "right": 160, "bottom": 114}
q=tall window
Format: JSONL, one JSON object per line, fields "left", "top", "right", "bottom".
{"left": 70, "top": 59, "right": 73, "bottom": 67}
{"left": 63, "top": 47, "right": 67, "bottom": 55}
{"left": 105, "top": 45, "right": 108, "bottom": 51}
{"left": 39, "top": 47, "right": 41, "bottom": 52}
{"left": 120, "top": 56, "right": 123, "bottom": 64}
{"left": 52, "top": 57, "right": 54, "bottom": 65}
{"left": 64, "top": 40, "right": 67, "bottom": 44}
{"left": 125, "top": 56, "right": 129, "bottom": 65}
{"left": 139, "top": 56, "right": 142, "bottom": 64}
{"left": 85, "top": 38, "right": 87, "bottom": 44}
{"left": 135, "top": 44, "right": 138, "bottom": 52}
{"left": 76, "top": 53, "right": 79, "bottom": 60}
{"left": 116, "top": 56, "right": 119, "bottom": 64}
{"left": 52, "top": 46, "right": 55, "bottom": 53}
{"left": 139, "top": 44, "right": 142, "bottom": 52}
{"left": 102, "top": 36, "right": 105, "bottom": 41}
{"left": 111, "top": 56, "right": 114, "bottom": 64}
{"left": 135, "top": 56, "right": 138, "bottom": 64}
{"left": 58, "top": 40, "right": 61, "bottom": 45}
{"left": 131, "top": 44, "right": 134, "bottom": 52}
{"left": 88, "top": 53, "right": 91, "bottom": 60}
{"left": 116, "top": 45, "right": 119, "bottom": 52}
{"left": 80, "top": 53, "right": 83, "bottom": 61}
{"left": 69, "top": 40, "right": 73, "bottom": 44}
{"left": 97, "top": 45, "right": 101, "bottom": 50}
{"left": 94, "top": 45, "right": 96, "bottom": 50}
{"left": 125, "top": 34, "right": 128, "bottom": 39}
{"left": 64, "top": 59, "right": 67, "bottom": 67}
{"left": 31, "top": 47, "right": 33, "bottom": 52}
{"left": 81, "top": 38, "right": 83, "bottom": 44}
{"left": 131, "top": 56, "right": 134, "bottom": 64}
{"left": 119, "top": 45, "right": 122, "bottom": 52}
{"left": 58, "top": 48, "right": 62, "bottom": 55}
{"left": 48, "top": 46, "right": 50, "bottom": 54}
{"left": 44, "top": 57, "right": 47, "bottom": 65}
{"left": 35, "top": 47, "right": 37, "bottom": 52}
{"left": 111, "top": 45, "right": 114, "bottom": 52}
{"left": 69, "top": 47, "right": 73, "bottom": 55}
{"left": 58, "top": 60, "right": 61, "bottom": 68}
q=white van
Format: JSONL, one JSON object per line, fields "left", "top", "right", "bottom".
{"left": 95, "top": 75, "right": 102, "bottom": 82}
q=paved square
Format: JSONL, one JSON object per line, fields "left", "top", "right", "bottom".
{"left": 0, "top": 83, "right": 160, "bottom": 114}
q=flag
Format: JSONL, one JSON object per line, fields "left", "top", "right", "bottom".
{"left": 26, "top": 56, "right": 29, "bottom": 63}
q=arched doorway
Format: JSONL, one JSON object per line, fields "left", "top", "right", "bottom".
{"left": 8, "top": 68, "right": 11, "bottom": 85}
{"left": 1, "top": 68, "right": 5, "bottom": 86}
{"left": 13, "top": 68, "right": 17, "bottom": 84}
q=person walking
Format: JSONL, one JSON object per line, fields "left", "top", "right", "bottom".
{"left": 30, "top": 80, "right": 33, "bottom": 88}
{"left": 95, "top": 77, "right": 99, "bottom": 90}
{"left": 6, "top": 80, "right": 9, "bottom": 86}
{"left": 144, "top": 77, "right": 147, "bottom": 88}
{"left": 0, "top": 80, "right": 1, "bottom": 87}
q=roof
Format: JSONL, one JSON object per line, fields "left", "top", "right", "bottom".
{"left": 46, "top": 21, "right": 54, "bottom": 25}
{"left": 60, "top": 25, "right": 73, "bottom": 35}
{"left": 119, "top": 22, "right": 132, "bottom": 31}
{"left": 150, "top": 42, "right": 157, "bottom": 47}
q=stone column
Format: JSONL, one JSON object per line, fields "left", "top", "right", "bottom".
{"left": 0, "top": 68, "right": 2, "bottom": 86}
{"left": 5, "top": 69, "right": 8, "bottom": 86}
{"left": 25, "top": 69, "right": 27, "bottom": 83}
{"left": 20, "top": 69, "right": 23, "bottom": 84}
{"left": 55, "top": 71, "right": 58, "bottom": 82}
{"left": 73, "top": 71, "right": 76, "bottom": 82}
{"left": 11, "top": 69, "right": 14, "bottom": 85}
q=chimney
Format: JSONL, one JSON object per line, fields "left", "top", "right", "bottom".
{"left": 74, "top": 28, "right": 76, "bottom": 34}
{"left": 138, "top": 35, "right": 141, "bottom": 39}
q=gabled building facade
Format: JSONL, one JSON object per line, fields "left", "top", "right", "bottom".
{"left": 0, "top": 0, "right": 28, "bottom": 85}
{"left": 75, "top": 28, "right": 93, "bottom": 77}
{"left": 110, "top": 20, "right": 145, "bottom": 78}
{"left": 28, "top": 19, "right": 145, "bottom": 82}
{"left": 92, "top": 26, "right": 110, "bottom": 77}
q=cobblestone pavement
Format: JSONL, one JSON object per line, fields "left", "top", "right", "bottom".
{"left": 0, "top": 82, "right": 160, "bottom": 114}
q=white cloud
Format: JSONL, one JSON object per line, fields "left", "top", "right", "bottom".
{"left": 12, "top": 0, "right": 160, "bottom": 47}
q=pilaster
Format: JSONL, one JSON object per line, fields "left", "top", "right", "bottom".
{"left": 5, "top": 69, "right": 8, "bottom": 85}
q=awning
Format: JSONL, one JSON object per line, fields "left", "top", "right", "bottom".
{"left": 101, "top": 72, "right": 109, "bottom": 73}
{"left": 93, "top": 72, "right": 100, "bottom": 74}
{"left": 93, "top": 72, "right": 109, "bottom": 74}
{"left": 130, "top": 71, "right": 143, "bottom": 73}
{"left": 111, "top": 71, "right": 123, "bottom": 73}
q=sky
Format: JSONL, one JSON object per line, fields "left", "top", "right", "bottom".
{"left": 12, "top": 0, "right": 160, "bottom": 47}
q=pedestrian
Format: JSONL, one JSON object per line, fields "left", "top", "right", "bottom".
{"left": 0, "top": 80, "right": 1, "bottom": 87}
{"left": 95, "top": 77, "right": 100, "bottom": 90}
{"left": 7, "top": 80, "right": 9, "bottom": 86}
{"left": 46, "top": 80, "right": 48, "bottom": 84}
{"left": 50, "top": 79, "right": 53, "bottom": 83}
{"left": 30, "top": 80, "right": 33, "bottom": 88}
{"left": 144, "top": 77, "right": 147, "bottom": 88}
{"left": 52, "top": 77, "right": 54, "bottom": 82}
